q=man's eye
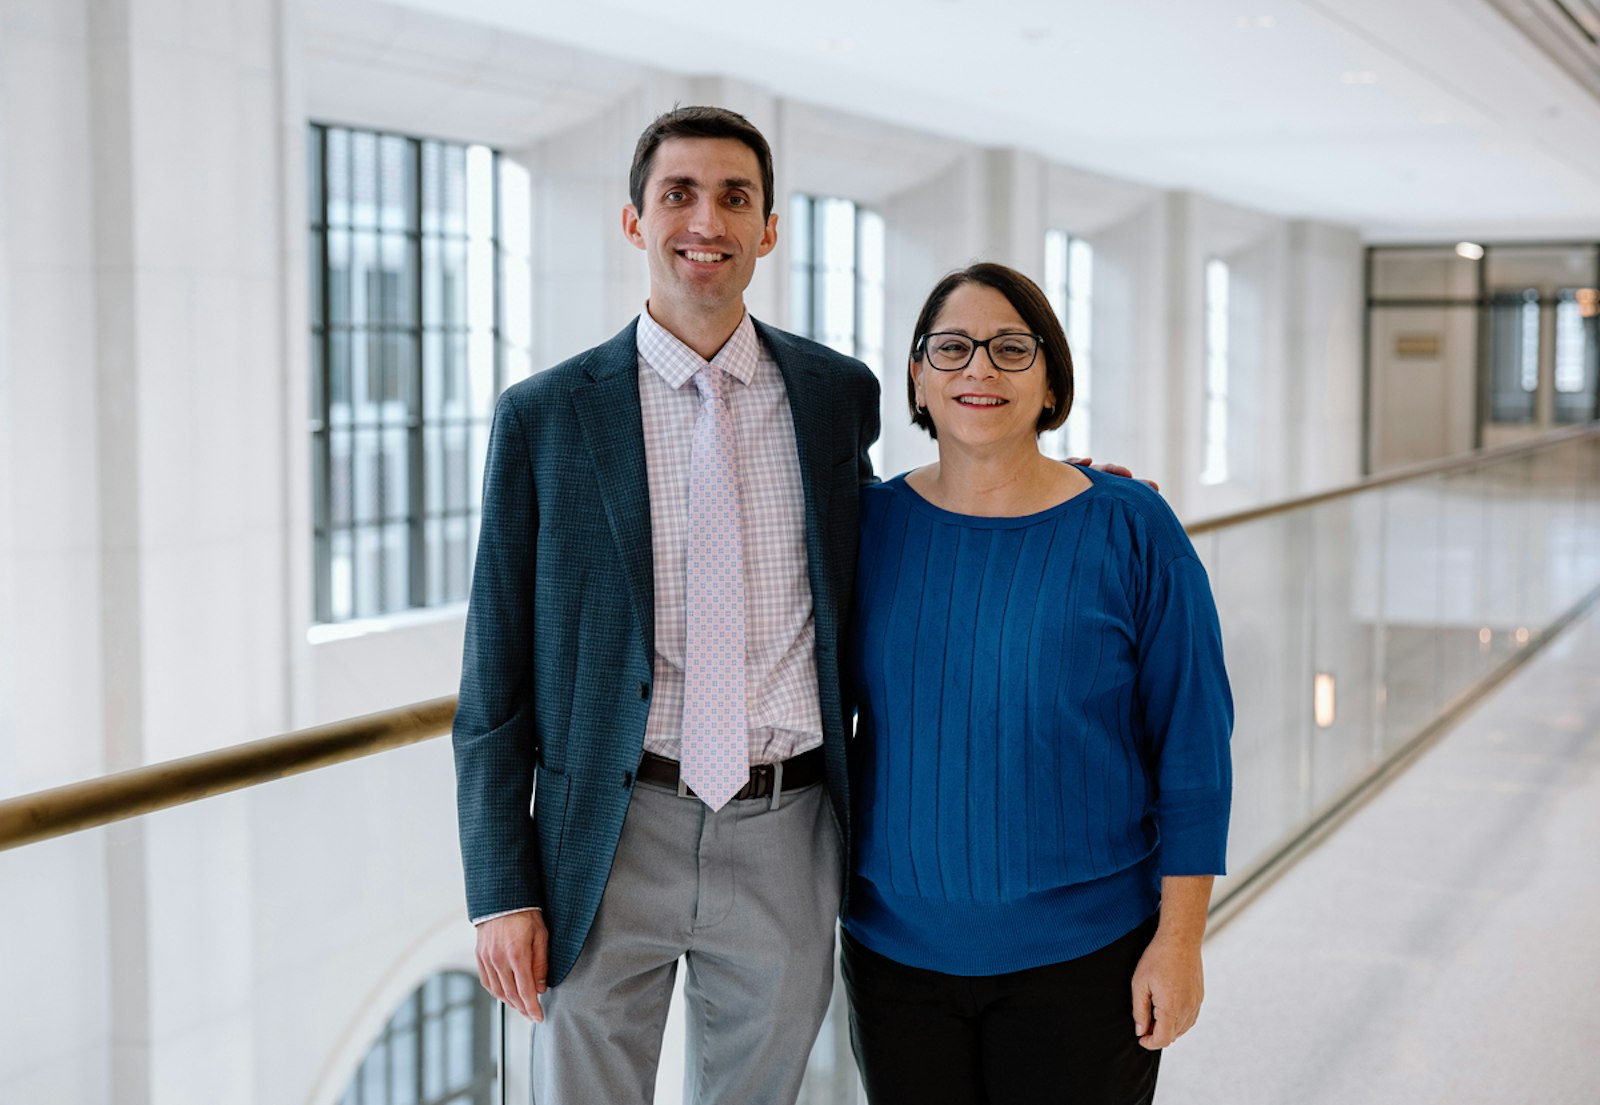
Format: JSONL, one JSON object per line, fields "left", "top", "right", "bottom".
{"left": 664, "top": 189, "right": 688, "bottom": 203}
{"left": 727, "top": 194, "right": 749, "bottom": 207}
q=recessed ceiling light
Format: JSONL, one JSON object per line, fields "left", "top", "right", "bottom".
{"left": 1455, "top": 242, "right": 1485, "bottom": 260}
{"left": 1234, "top": 15, "right": 1276, "bottom": 28}
{"left": 1340, "top": 70, "right": 1379, "bottom": 85}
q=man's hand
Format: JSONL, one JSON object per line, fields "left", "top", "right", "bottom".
{"left": 1065, "top": 456, "right": 1159, "bottom": 493}
{"left": 475, "top": 911, "right": 549, "bottom": 1023}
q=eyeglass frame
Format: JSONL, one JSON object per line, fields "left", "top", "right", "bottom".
{"left": 915, "top": 330, "right": 1044, "bottom": 372}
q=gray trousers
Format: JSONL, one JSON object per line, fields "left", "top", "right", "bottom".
{"left": 530, "top": 776, "right": 843, "bottom": 1105}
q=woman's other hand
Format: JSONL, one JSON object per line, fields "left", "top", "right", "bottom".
{"left": 1130, "top": 930, "right": 1204, "bottom": 1049}
{"left": 1130, "top": 874, "right": 1213, "bottom": 1048}
{"left": 1065, "top": 456, "right": 1160, "bottom": 492}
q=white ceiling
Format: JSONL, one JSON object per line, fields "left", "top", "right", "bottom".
{"left": 380, "top": 0, "right": 1600, "bottom": 240}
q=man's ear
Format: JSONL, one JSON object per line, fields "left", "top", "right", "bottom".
{"left": 621, "top": 204, "right": 645, "bottom": 250}
{"left": 755, "top": 212, "right": 778, "bottom": 258}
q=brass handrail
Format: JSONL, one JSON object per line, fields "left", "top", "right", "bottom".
{"left": 0, "top": 697, "right": 456, "bottom": 852}
{"left": 1187, "top": 422, "right": 1599, "bottom": 536}
{"left": 1, "top": 422, "right": 1594, "bottom": 854}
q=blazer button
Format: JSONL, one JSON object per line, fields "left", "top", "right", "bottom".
{"left": 621, "top": 770, "right": 634, "bottom": 788}
{"left": 640, "top": 682, "right": 651, "bottom": 700}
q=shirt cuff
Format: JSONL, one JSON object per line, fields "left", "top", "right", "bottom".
{"left": 472, "top": 906, "right": 542, "bottom": 926}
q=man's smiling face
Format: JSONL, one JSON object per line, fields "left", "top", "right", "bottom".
{"left": 622, "top": 136, "right": 778, "bottom": 332}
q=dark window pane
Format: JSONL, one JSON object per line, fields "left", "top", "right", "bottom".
{"left": 445, "top": 1004, "right": 475, "bottom": 1087}
{"left": 327, "top": 229, "right": 351, "bottom": 325}
{"left": 383, "top": 234, "right": 417, "bottom": 329}
{"left": 422, "top": 238, "right": 443, "bottom": 327}
{"left": 379, "top": 134, "right": 414, "bottom": 233}
{"left": 389, "top": 1019, "right": 419, "bottom": 1105}
{"left": 360, "top": 1041, "right": 387, "bottom": 1102}
{"left": 382, "top": 426, "right": 408, "bottom": 523}
{"left": 446, "top": 972, "right": 476, "bottom": 1004}
{"left": 444, "top": 334, "right": 468, "bottom": 409}
{"left": 329, "top": 330, "right": 352, "bottom": 413}
{"left": 382, "top": 522, "right": 409, "bottom": 612}
{"left": 329, "top": 429, "right": 353, "bottom": 527}
{"left": 446, "top": 516, "right": 470, "bottom": 603}
{"left": 422, "top": 332, "right": 444, "bottom": 423}
{"left": 424, "top": 426, "right": 443, "bottom": 515}
{"left": 354, "top": 526, "right": 381, "bottom": 618}
{"left": 440, "top": 240, "right": 467, "bottom": 329}
{"left": 310, "top": 229, "right": 324, "bottom": 326}
{"left": 421, "top": 141, "right": 442, "bottom": 236}
{"left": 425, "top": 517, "right": 444, "bottom": 606}
{"left": 439, "top": 145, "right": 467, "bottom": 236}
{"left": 350, "top": 230, "right": 379, "bottom": 331}
{"left": 443, "top": 424, "right": 468, "bottom": 514}
{"left": 326, "top": 128, "right": 351, "bottom": 227}
{"left": 351, "top": 130, "right": 378, "bottom": 228}
{"left": 1488, "top": 291, "right": 1539, "bottom": 424}
{"left": 353, "top": 429, "right": 380, "bottom": 525}
{"left": 423, "top": 1015, "right": 446, "bottom": 1099}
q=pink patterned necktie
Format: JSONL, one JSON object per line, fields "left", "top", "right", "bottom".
{"left": 680, "top": 365, "right": 748, "bottom": 810}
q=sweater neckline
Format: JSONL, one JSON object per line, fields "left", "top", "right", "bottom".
{"left": 889, "top": 465, "right": 1103, "bottom": 529}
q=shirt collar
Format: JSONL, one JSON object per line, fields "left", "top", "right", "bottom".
{"left": 636, "top": 304, "right": 761, "bottom": 391}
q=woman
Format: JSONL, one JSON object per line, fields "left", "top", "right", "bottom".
{"left": 842, "top": 262, "right": 1232, "bottom": 1104}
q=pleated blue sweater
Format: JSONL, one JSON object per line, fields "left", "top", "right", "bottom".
{"left": 844, "top": 467, "right": 1233, "bottom": 976}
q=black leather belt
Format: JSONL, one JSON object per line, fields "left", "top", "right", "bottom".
{"left": 638, "top": 747, "right": 825, "bottom": 803}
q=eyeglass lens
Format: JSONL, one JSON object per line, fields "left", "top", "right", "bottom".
{"left": 923, "top": 332, "right": 1039, "bottom": 371}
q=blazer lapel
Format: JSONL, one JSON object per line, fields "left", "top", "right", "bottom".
{"left": 572, "top": 321, "right": 655, "bottom": 662}
{"left": 759, "top": 323, "right": 835, "bottom": 640}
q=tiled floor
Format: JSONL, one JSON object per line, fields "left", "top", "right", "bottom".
{"left": 1161, "top": 598, "right": 1600, "bottom": 1105}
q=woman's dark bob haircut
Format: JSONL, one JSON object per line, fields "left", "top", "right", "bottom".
{"left": 907, "top": 262, "right": 1074, "bottom": 440}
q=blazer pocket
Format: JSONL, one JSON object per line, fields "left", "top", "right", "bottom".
{"left": 532, "top": 765, "right": 572, "bottom": 884}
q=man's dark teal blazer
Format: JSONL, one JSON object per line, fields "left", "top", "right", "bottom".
{"left": 452, "top": 318, "right": 880, "bottom": 986}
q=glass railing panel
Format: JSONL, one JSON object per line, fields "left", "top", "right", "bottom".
{"left": 1208, "top": 428, "right": 1600, "bottom": 898}
{"left": 1199, "top": 512, "right": 1314, "bottom": 879}
{"left": 1433, "top": 467, "right": 1492, "bottom": 712}
{"left": 0, "top": 823, "right": 114, "bottom": 1102}
{"left": 1304, "top": 493, "right": 1385, "bottom": 814}
{"left": 0, "top": 740, "right": 480, "bottom": 1105}
{"left": 1378, "top": 477, "right": 1448, "bottom": 752}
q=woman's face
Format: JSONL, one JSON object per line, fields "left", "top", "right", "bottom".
{"left": 911, "top": 282, "right": 1055, "bottom": 455}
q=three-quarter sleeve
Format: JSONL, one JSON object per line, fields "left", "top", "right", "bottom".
{"left": 1134, "top": 553, "right": 1234, "bottom": 877}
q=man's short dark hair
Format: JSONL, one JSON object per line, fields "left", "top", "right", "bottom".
{"left": 629, "top": 105, "right": 776, "bottom": 220}
{"left": 907, "top": 262, "right": 1074, "bottom": 440}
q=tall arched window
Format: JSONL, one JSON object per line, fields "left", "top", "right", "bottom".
{"left": 338, "top": 970, "right": 495, "bottom": 1105}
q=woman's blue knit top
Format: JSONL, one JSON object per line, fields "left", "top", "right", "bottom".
{"left": 844, "top": 467, "right": 1233, "bottom": 975}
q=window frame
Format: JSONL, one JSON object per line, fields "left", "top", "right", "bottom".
{"left": 308, "top": 123, "right": 530, "bottom": 624}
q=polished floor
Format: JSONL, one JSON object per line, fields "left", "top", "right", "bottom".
{"left": 1162, "top": 597, "right": 1600, "bottom": 1104}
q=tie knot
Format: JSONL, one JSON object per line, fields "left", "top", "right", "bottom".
{"left": 693, "top": 366, "right": 727, "bottom": 403}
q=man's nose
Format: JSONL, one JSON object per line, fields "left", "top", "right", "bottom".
{"left": 687, "top": 196, "right": 725, "bottom": 238}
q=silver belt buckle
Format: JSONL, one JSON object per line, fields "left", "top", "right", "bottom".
{"left": 768, "top": 759, "right": 784, "bottom": 811}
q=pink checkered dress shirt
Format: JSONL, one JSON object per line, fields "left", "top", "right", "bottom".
{"left": 636, "top": 307, "right": 823, "bottom": 765}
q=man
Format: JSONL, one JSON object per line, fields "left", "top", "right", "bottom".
{"left": 453, "top": 105, "right": 879, "bottom": 1105}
